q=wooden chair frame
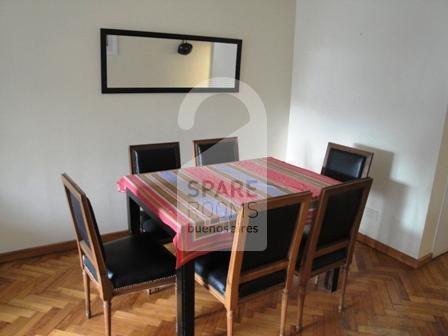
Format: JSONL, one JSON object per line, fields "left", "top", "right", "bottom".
{"left": 129, "top": 141, "right": 181, "bottom": 174}
{"left": 195, "top": 192, "right": 312, "bottom": 336}
{"left": 322, "top": 142, "right": 374, "bottom": 179}
{"left": 61, "top": 174, "right": 175, "bottom": 336}
{"left": 193, "top": 137, "right": 239, "bottom": 166}
{"left": 295, "top": 178, "right": 372, "bottom": 332}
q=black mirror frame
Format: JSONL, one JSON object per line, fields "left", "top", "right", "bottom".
{"left": 100, "top": 28, "right": 243, "bottom": 94}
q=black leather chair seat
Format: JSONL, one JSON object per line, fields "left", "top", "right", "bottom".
{"left": 296, "top": 227, "right": 347, "bottom": 272}
{"left": 195, "top": 251, "right": 286, "bottom": 297}
{"left": 141, "top": 212, "right": 174, "bottom": 244}
{"left": 83, "top": 233, "right": 176, "bottom": 289}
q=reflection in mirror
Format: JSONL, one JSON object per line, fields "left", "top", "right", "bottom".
{"left": 101, "top": 29, "right": 242, "bottom": 93}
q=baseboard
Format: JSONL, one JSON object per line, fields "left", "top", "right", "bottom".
{"left": 1, "top": 230, "right": 434, "bottom": 268}
{"left": 357, "top": 233, "right": 433, "bottom": 269}
{"left": 0, "top": 230, "right": 128, "bottom": 264}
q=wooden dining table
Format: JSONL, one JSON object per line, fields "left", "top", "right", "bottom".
{"left": 117, "top": 157, "right": 340, "bottom": 336}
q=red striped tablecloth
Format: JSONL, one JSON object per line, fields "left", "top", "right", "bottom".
{"left": 117, "top": 157, "right": 339, "bottom": 268}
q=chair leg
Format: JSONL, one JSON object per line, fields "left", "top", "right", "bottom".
{"left": 82, "top": 271, "right": 91, "bottom": 319}
{"left": 226, "top": 309, "right": 234, "bottom": 336}
{"left": 338, "top": 265, "right": 350, "bottom": 312}
{"left": 279, "top": 288, "right": 289, "bottom": 336}
{"left": 103, "top": 299, "right": 111, "bottom": 336}
{"left": 295, "top": 283, "right": 307, "bottom": 332}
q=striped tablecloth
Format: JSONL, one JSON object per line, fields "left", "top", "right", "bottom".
{"left": 117, "top": 157, "right": 339, "bottom": 268}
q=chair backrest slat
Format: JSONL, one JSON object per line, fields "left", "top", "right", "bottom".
{"left": 321, "top": 142, "right": 373, "bottom": 182}
{"left": 129, "top": 142, "right": 181, "bottom": 174}
{"left": 193, "top": 137, "right": 239, "bottom": 166}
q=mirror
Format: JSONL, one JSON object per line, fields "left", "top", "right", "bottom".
{"left": 101, "top": 29, "right": 242, "bottom": 93}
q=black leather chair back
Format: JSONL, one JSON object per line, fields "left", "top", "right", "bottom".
{"left": 318, "top": 187, "right": 363, "bottom": 248}
{"left": 223, "top": 192, "right": 310, "bottom": 301}
{"left": 61, "top": 174, "right": 107, "bottom": 281}
{"left": 129, "top": 142, "right": 181, "bottom": 174}
{"left": 295, "top": 179, "right": 372, "bottom": 276}
{"left": 321, "top": 143, "right": 373, "bottom": 182}
{"left": 241, "top": 203, "right": 301, "bottom": 272}
{"left": 315, "top": 178, "right": 372, "bottom": 250}
{"left": 69, "top": 191, "right": 93, "bottom": 247}
{"left": 194, "top": 137, "right": 239, "bottom": 166}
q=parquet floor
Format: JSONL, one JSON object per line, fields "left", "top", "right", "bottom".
{"left": 0, "top": 243, "right": 447, "bottom": 335}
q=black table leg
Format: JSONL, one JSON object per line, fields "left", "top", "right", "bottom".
{"left": 324, "top": 268, "right": 340, "bottom": 293}
{"left": 127, "top": 191, "right": 140, "bottom": 235}
{"left": 176, "top": 261, "right": 195, "bottom": 336}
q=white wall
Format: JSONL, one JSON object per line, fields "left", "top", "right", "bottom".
{"left": 0, "top": 0, "right": 296, "bottom": 253}
{"left": 288, "top": 0, "right": 448, "bottom": 258}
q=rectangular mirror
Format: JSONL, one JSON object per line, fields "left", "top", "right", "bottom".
{"left": 100, "top": 29, "right": 242, "bottom": 93}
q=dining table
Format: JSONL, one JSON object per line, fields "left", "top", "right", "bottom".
{"left": 117, "top": 156, "right": 340, "bottom": 336}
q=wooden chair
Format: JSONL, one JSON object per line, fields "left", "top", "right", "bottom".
{"left": 193, "top": 137, "right": 239, "bottom": 166}
{"left": 61, "top": 174, "right": 176, "bottom": 336}
{"left": 194, "top": 192, "right": 312, "bottom": 336}
{"left": 294, "top": 178, "right": 373, "bottom": 332}
{"left": 129, "top": 142, "right": 180, "bottom": 243}
{"left": 321, "top": 142, "right": 373, "bottom": 182}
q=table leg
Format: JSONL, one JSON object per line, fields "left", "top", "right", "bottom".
{"left": 324, "top": 268, "right": 340, "bottom": 293}
{"left": 176, "top": 261, "right": 195, "bottom": 336}
{"left": 127, "top": 192, "right": 140, "bottom": 235}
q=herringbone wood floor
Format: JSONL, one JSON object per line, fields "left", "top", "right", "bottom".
{"left": 0, "top": 243, "right": 447, "bottom": 335}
